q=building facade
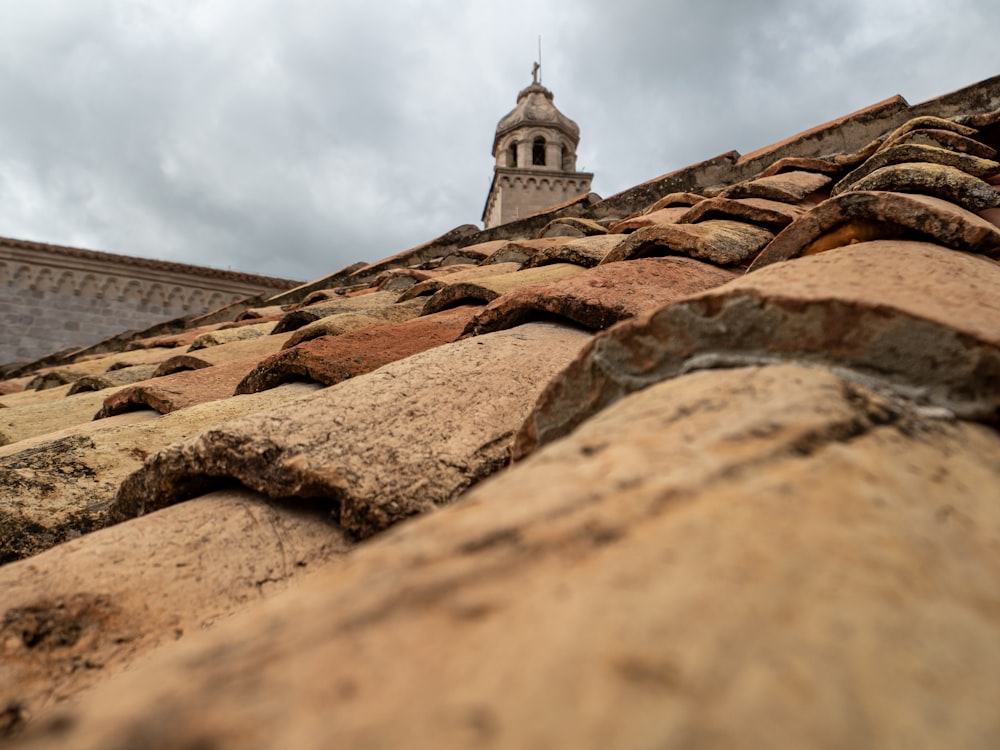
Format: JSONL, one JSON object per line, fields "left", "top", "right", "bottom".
{"left": 0, "top": 236, "right": 299, "bottom": 365}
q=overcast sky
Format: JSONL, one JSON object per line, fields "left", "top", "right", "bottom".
{"left": 0, "top": 0, "right": 997, "bottom": 282}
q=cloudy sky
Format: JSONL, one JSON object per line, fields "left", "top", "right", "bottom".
{"left": 0, "top": 0, "right": 997, "bottom": 282}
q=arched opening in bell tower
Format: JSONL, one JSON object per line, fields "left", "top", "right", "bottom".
{"left": 532, "top": 137, "right": 546, "bottom": 166}
{"left": 508, "top": 141, "right": 518, "bottom": 167}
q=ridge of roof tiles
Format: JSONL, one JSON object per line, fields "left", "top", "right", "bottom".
{"left": 3, "top": 75, "right": 1000, "bottom": 748}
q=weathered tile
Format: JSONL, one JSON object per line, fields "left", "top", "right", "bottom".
{"left": 536, "top": 217, "right": 608, "bottom": 238}
{"left": 372, "top": 268, "right": 435, "bottom": 292}
{"left": 0, "top": 385, "right": 74, "bottom": 410}
{"left": 152, "top": 331, "right": 297, "bottom": 372}
{"left": 677, "top": 196, "right": 805, "bottom": 229}
{"left": 480, "top": 237, "right": 565, "bottom": 266}
{"left": 600, "top": 220, "right": 774, "bottom": 268}
{"left": 234, "top": 305, "right": 287, "bottom": 321}
{"left": 832, "top": 143, "right": 1000, "bottom": 195}
{"left": 0, "top": 383, "right": 321, "bottom": 563}
{"left": 438, "top": 240, "right": 510, "bottom": 264}
{"left": 880, "top": 127, "right": 996, "bottom": 159}
{"left": 24, "top": 365, "right": 1000, "bottom": 750}
{"left": 466, "top": 258, "right": 735, "bottom": 335}
{"left": 518, "top": 240, "right": 1000, "bottom": 457}
{"left": 236, "top": 305, "right": 479, "bottom": 394}
{"left": 718, "top": 170, "right": 832, "bottom": 202}
{"left": 878, "top": 114, "right": 978, "bottom": 146}
{"left": 608, "top": 206, "right": 689, "bottom": 233}
{"left": 749, "top": 190, "right": 1000, "bottom": 269}
{"left": 757, "top": 156, "right": 842, "bottom": 178}
{"left": 0, "top": 487, "right": 350, "bottom": 727}
{"left": 112, "top": 323, "right": 592, "bottom": 540}
{"left": 645, "top": 191, "right": 706, "bottom": 211}
{"left": 0, "top": 389, "right": 127, "bottom": 446}
{"left": 282, "top": 302, "right": 426, "bottom": 348}
{"left": 66, "top": 363, "right": 162, "bottom": 395}
{"left": 151, "top": 355, "right": 214, "bottom": 376}
{"left": 25, "top": 347, "right": 179, "bottom": 391}
{"left": 421, "top": 263, "right": 583, "bottom": 315}
{"left": 520, "top": 235, "right": 623, "bottom": 268}
{"left": 98, "top": 359, "right": 262, "bottom": 416}
{"left": 397, "top": 263, "right": 522, "bottom": 301}
{"left": 272, "top": 291, "right": 419, "bottom": 334}
{"left": 139, "top": 323, "right": 229, "bottom": 350}
{"left": 0, "top": 376, "right": 33, "bottom": 397}
{"left": 962, "top": 104, "right": 1000, "bottom": 128}
{"left": 842, "top": 162, "right": 1000, "bottom": 212}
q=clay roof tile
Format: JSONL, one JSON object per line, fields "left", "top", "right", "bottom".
{"left": 601, "top": 220, "right": 774, "bottom": 268}
{"left": 749, "top": 190, "right": 1000, "bottom": 270}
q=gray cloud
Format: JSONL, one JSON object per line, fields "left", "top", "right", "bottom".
{"left": 0, "top": 0, "right": 997, "bottom": 281}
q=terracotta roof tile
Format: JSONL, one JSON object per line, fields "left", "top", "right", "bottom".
{"left": 880, "top": 127, "right": 996, "bottom": 159}
{"left": 645, "top": 191, "right": 706, "bottom": 211}
{"left": 235, "top": 305, "right": 480, "bottom": 393}
{"left": 28, "top": 362, "right": 1000, "bottom": 749}
{"left": 396, "top": 262, "right": 522, "bottom": 301}
{"left": 464, "top": 258, "right": 736, "bottom": 335}
{"left": 130, "top": 323, "right": 227, "bottom": 350}
{"left": 832, "top": 143, "right": 1000, "bottom": 195}
{"left": 187, "top": 320, "right": 276, "bottom": 350}
{"left": 516, "top": 240, "right": 1000, "bottom": 458}
{"left": 601, "top": 220, "right": 774, "bottom": 268}
{"left": 717, "top": 170, "right": 832, "bottom": 203}
{"left": 24, "top": 347, "right": 179, "bottom": 391}
{"left": 535, "top": 216, "right": 608, "bottom": 238}
{"left": 0, "top": 487, "right": 350, "bottom": 720}
{"left": 112, "top": 323, "right": 591, "bottom": 539}
{"left": 154, "top": 331, "right": 296, "bottom": 370}
{"left": 607, "top": 206, "right": 690, "bottom": 233}
{"left": 842, "top": 162, "right": 1000, "bottom": 212}
{"left": 66, "top": 363, "right": 163, "bottom": 395}
{"left": 0, "top": 384, "right": 73, "bottom": 410}
{"left": 749, "top": 191, "right": 1000, "bottom": 269}
{"left": 757, "top": 156, "right": 842, "bottom": 178}
{"left": 0, "top": 376, "right": 33, "bottom": 397}
{"left": 272, "top": 290, "right": 419, "bottom": 334}
{"left": 420, "top": 263, "right": 583, "bottom": 315}
{"left": 479, "top": 237, "right": 565, "bottom": 266}
{"left": 0, "top": 382, "right": 321, "bottom": 562}
{"left": 519, "top": 235, "right": 623, "bottom": 268}
{"left": 371, "top": 267, "right": 450, "bottom": 293}
{"left": 281, "top": 303, "right": 427, "bottom": 348}
{"left": 234, "top": 305, "right": 287, "bottom": 321}
{"left": 0, "top": 389, "right": 128, "bottom": 445}
{"left": 98, "top": 358, "right": 264, "bottom": 416}
{"left": 676, "top": 196, "right": 806, "bottom": 229}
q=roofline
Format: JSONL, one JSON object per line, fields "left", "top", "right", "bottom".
{"left": 0, "top": 235, "right": 301, "bottom": 289}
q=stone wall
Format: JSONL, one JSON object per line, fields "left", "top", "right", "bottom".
{"left": 1, "top": 238, "right": 298, "bottom": 365}
{"left": 483, "top": 169, "right": 593, "bottom": 228}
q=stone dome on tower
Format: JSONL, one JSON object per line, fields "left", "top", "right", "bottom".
{"left": 493, "top": 82, "right": 581, "bottom": 154}
{"left": 482, "top": 65, "right": 594, "bottom": 229}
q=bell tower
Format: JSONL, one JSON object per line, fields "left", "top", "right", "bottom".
{"left": 482, "top": 64, "right": 593, "bottom": 228}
